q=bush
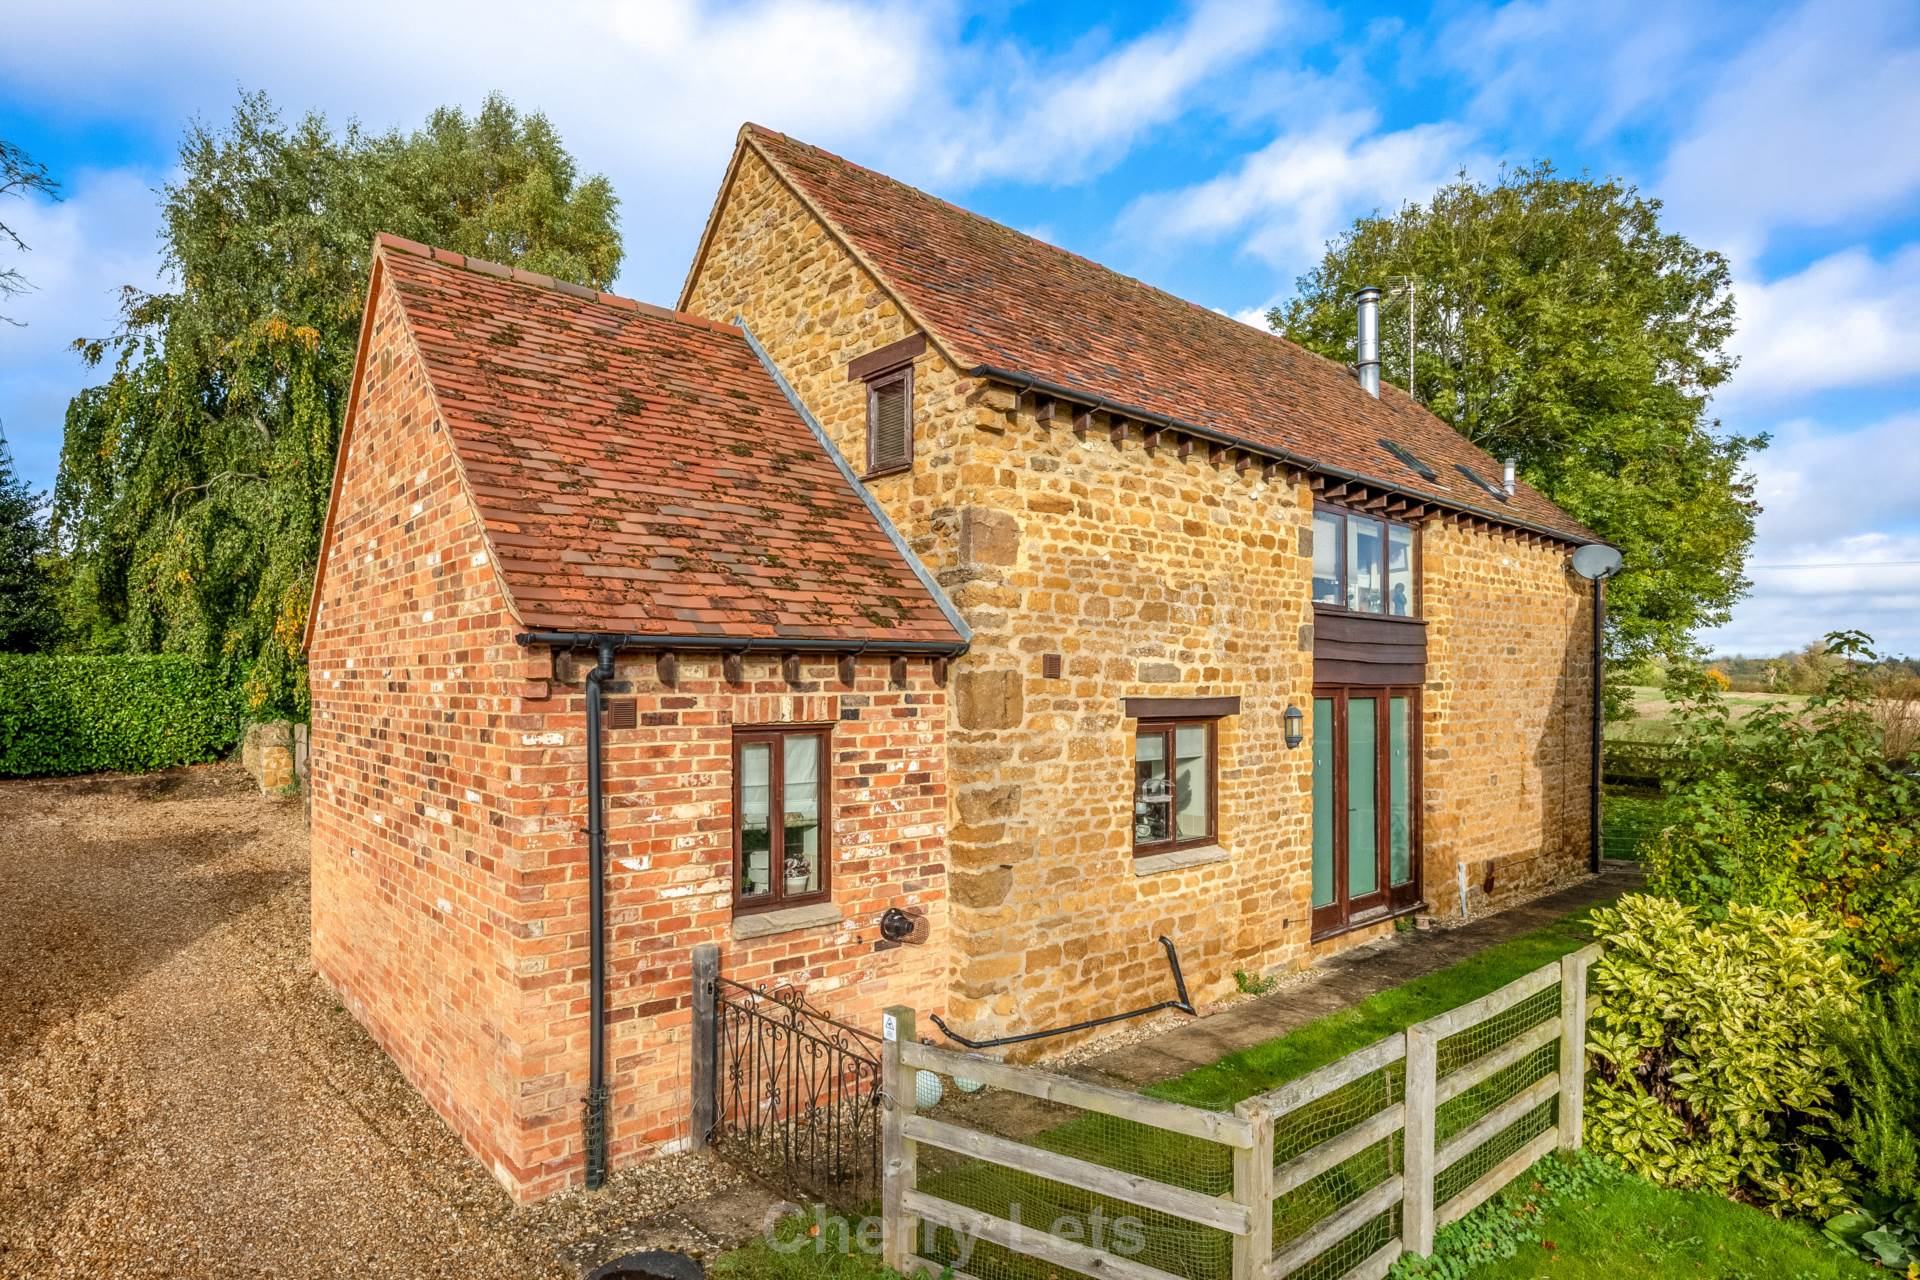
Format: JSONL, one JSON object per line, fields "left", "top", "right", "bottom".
{"left": 1585, "top": 894, "right": 1863, "bottom": 1218}
{"left": 1840, "top": 970, "right": 1920, "bottom": 1202}
{"left": 1649, "top": 630, "right": 1920, "bottom": 978}
{"left": 0, "top": 654, "right": 243, "bottom": 776}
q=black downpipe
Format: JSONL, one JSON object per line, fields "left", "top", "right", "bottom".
{"left": 583, "top": 639, "right": 616, "bottom": 1189}
{"left": 1589, "top": 577, "right": 1605, "bottom": 874}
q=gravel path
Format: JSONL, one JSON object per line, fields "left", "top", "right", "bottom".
{"left": 0, "top": 765, "right": 756, "bottom": 1279}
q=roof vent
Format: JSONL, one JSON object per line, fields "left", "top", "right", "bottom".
{"left": 1502, "top": 458, "right": 1517, "bottom": 497}
{"left": 1354, "top": 286, "right": 1382, "bottom": 397}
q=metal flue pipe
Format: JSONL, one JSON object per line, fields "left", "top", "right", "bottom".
{"left": 1355, "top": 286, "right": 1383, "bottom": 397}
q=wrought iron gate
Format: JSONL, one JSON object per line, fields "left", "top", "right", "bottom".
{"left": 707, "top": 975, "right": 883, "bottom": 1207}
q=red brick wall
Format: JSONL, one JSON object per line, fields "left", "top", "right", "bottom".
{"left": 307, "top": 272, "right": 541, "bottom": 1192}
{"left": 505, "top": 649, "right": 950, "bottom": 1200}
{"left": 310, "top": 269, "right": 952, "bottom": 1201}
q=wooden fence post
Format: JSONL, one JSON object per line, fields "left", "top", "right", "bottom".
{"left": 1232, "top": 1098, "right": 1275, "bottom": 1280}
{"left": 1558, "top": 945, "right": 1595, "bottom": 1151}
{"left": 1402, "top": 1025, "right": 1437, "bottom": 1257}
{"left": 882, "top": 1006, "right": 918, "bottom": 1273}
{"left": 690, "top": 943, "right": 718, "bottom": 1152}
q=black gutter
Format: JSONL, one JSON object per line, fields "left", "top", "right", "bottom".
{"left": 516, "top": 631, "right": 968, "bottom": 657}
{"left": 582, "top": 638, "right": 615, "bottom": 1189}
{"left": 965, "top": 363, "right": 1601, "bottom": 548}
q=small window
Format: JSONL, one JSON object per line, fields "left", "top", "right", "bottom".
{"left": 1314, "top": 506, "right": 1419, "bottom": 617}
{"left": 1134, "top": 720, "right": 1216, "bottom": 854}
{"left": 866, "top": 365, "right": 913, "bottom": 477}
{"left": 734, "top": 726, "right": 831, "bottom": 911}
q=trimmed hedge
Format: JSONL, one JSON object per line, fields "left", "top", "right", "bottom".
{"left": 0, "top": 654, "right": 244, "bottom": 777}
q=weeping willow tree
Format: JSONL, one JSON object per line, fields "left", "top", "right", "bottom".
{"left": 54, "top": 92, "right": 621, "bottom": 716}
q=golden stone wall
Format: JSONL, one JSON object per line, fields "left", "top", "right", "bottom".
{"left": 683, "top": 138, "right": 1596, "bottom": 1051}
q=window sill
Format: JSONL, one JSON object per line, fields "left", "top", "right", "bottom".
{"left": 1133, "top": 845, "right": 1230, "bottom": 877}
{"left": 732, "top": 902, "right": 844, "bottom": 940}
{"left": 861, "top": 463, "right": 912, "bottom": 482}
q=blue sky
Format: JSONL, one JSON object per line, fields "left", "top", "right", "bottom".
{"left": 2, "top": 0, "right": 1917, "bottom": 656}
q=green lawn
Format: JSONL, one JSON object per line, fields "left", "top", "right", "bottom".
{"left": 1418, "top": 1155, "right": 1877, "bottom": 1280}
{"left": 1149, "top": 906, "right": 1603, "bottom": 1111}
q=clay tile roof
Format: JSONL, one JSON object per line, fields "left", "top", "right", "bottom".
{"left": 373, "top": 236, "right": 965, "bottom": 646}
{"left": 727, "top": 125, "right": 1596, "bottom": 544}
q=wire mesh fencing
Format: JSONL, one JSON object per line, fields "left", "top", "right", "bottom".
{"left": 877, "top": 943, "right": 1601, "bottom": 1280}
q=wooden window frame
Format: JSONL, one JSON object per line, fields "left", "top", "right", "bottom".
{"left": 1131, "top": 718, "right": 1219, "bottom": 856}
{"left": 1310, "top": 685, "right": 1423, "bottom": 940}
{"left": 863, "top": 362, "right": 914, "bottom": 480}
{"left": 1312, "top": 502, "right": 1421, "bottom": 620}
{"left": 732, "top": 724, "right": 833, "bottom": 914}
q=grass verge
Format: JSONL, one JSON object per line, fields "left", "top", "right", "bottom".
{"left": 1393, "top": 1150, "right": 1876, "bottom": 1280}
{"left": 1149, "top": 905, "right": 1604, "bottom": 1111}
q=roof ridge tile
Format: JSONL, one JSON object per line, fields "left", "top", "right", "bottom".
{"left": 371, "top": 231, "right": 741, "bottom": 338}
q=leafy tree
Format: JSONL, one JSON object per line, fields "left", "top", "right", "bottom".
{"left": 1, "top": 139, "right": 60, "bottom": 322}
{"left": 53, "top": 92, "right": 621, "bottom": 717}
{"left": 1275, "top": 164, "right": 1761, "bottom": 682}
{"left": 0, "top": 431, "right": 60, "bottom": 650}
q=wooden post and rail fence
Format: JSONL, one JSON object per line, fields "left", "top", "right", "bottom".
{"left": 877, "top": 943, "right": 1601, "bottom": 1280}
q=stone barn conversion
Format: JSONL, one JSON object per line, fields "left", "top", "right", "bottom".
{"left": 307, "top": 125, "right": 1608, "bottom": 1202}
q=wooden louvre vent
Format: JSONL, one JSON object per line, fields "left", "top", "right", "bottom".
{"left": 866, "top": 368, "right": 912, "bottom": 476}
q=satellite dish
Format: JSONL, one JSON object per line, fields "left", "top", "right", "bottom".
{"left": 1571, "top": 543, "right": 1624, "bottom": 581}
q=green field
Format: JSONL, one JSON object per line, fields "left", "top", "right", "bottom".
{"left": 1607, "top": 685, "right": 1809, "bottom": 744}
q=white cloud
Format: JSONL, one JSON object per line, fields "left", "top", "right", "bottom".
{"left": 1706, "top": 413, "right": 1920, "bottom": 654}
{"left": 1430, "top": 0, "right": 1709, "bottom": 139}
{"left": 1721, "top": 244, "right": 1920, "bottom": 406}
{"left": 926, "top": 0, "right": 1291, "bottom": 184}
{"left": 1659, "top": 0, "right": 1920, "bottom": 255}
{"left": 1705, "top": 532, "right": 1920, "bottom": 655}
{"left": 1119, "top": 110, "right": 1480, "bottom": 272}
{"left": 0, "top": 166, "right": 168, "bottom": 489}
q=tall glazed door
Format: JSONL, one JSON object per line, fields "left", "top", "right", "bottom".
{"left": 1311, "top": 687, "right": 1421, "bottom": 937}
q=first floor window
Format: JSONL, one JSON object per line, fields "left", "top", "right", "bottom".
{"left": 1314, "top": 506, "right": 1418, "bottom": 617}
{"left": 735, "top": 727, "right": 830, "bottom": 911}
{"left": 1134, "top": 720, "right": 1216, "bottom": 853}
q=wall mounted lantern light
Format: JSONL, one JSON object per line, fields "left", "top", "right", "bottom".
{"left": 1284, "top": 703, "right": 1304, "bottom": 749}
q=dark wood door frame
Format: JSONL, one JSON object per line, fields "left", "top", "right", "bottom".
{"left": 1311, "top": 685, "right": 1423, "bottom": 939}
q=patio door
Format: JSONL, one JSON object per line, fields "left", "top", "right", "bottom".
{"left": 1311, "top": 686, "right": 1421, "bottom": 937}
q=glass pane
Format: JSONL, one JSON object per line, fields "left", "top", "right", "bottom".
{"left": 739, "top": 742, "right": 772, "bottom": 898}
{"left": 1134, "top": 732, "right": 1170, "bottom": 845}
{"left": 1174, "top": 724, "right": 1210, "bottom": 842}
{"left": 1387, "top": 525, "right": 1415, "bottom": 617}
{"left": 1312, "top": 512, "right": 1342, "bottom": 604}
{"left": 782, "top": 735, "right": 822, "bottom": 894}
{"left": 1347, "top": 517, "right": 1384, "bottom": 613}
{"left": 1390, "top": 697, "right": 1412, "bottom": 886}
{"left": 1348, "top": 697, "right": 1378, "bottom": 897}
{"left": 1311, "top": 700, "right": 1334, "bottom": 908}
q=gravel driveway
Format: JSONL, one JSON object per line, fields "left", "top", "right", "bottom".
{"left": 0, "top": 765, "right": 757, "bottom": 1279}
